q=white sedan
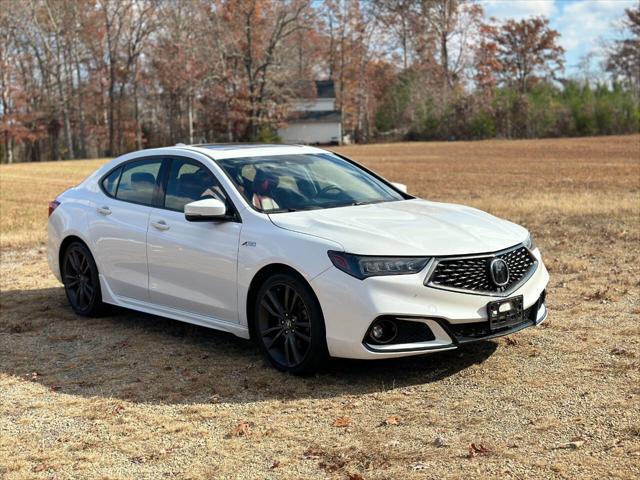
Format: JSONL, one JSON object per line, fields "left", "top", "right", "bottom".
{"left": 48, "top": 144, "right": 549, "bottom": 373}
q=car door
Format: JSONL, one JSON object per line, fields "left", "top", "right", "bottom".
{"left": 89, "top": 157, "right": 163, "bottom": 301}
{"left": 146, "top": 156, "right": 242, "bottom": 323}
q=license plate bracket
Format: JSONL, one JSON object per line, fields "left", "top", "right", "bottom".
{"left": 487, "top": 295, "right": 524, "bottom": 331}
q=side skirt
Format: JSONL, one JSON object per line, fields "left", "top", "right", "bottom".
{"left": 99, "top": 274, "right": 251, "bottom": 339}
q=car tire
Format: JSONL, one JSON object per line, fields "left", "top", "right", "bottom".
{"left": 61, "top": 241, "right": 108, "bottom": 317}
{"left": 254, "top": 272, "right": 328, "bottom": 374}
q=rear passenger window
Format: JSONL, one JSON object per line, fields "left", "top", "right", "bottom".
{"left": 102, "top": 168, "right": 121, "bottom": 197}
{"left": 116, "top": 159, "right": 162, "bottom": 205}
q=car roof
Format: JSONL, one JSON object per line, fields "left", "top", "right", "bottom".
{"left": 172, "top": 143, "right": 329, "bottom": 160}
{"left": 193, "top": 143, "right": 284, "bottom": 151}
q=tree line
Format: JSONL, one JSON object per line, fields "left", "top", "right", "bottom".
{"left": 1, "top": 0, "right": 638, "bottom": 163}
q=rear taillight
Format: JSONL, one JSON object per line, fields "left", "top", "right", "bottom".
{"left": 48, "top": 200, "right": 60, "bottom": 217}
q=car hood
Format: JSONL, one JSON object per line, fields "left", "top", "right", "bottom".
{"left": 268, "top": 199, "right": 528, "bottom": 256}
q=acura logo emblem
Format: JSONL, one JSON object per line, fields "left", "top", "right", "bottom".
{"left": 489, "top": 258, "right": 510, "bottom": 286}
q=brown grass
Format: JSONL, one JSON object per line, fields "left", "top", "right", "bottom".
{"left": 1, "top": 135, "right": 639, "bottom": 479}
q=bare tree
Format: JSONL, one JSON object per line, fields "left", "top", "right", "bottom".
{"left": 420, "top": 0, "right": 484, "bottom": 91}
{"left": 0, "top": 10, "right": 16, "bottom": 163}
{"left": 373, "top": 0, "right": 420, "bottom": 70}
{"left": 98, "top": 0, "right": 155, "bottom": 156}
{"left": 233, "top": 0, "right": 310, "bottom": 139}
{"left": 606, "top": 5, "right": 640, "bottom": 95}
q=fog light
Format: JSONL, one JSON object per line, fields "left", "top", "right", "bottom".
{"left": 371, "top": 324, "right": 385, "bottom": 340}
{"left": 368, "top": 319, "right": 398, "bottom": 344}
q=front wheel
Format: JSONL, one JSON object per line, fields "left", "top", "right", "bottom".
{"left": 254, "top": 273, "right": 328, "bottom": 374}
{"left": 61, "top": 241, "right": 107, "bottom": 317}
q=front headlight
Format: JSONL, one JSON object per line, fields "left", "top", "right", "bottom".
{"left": 327, "top": 251, "right": 431, "bottom": 280}
{"left": 524, "top": 233, "right": 537, "bottom": 251}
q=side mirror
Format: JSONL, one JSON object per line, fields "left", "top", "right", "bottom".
{"left": 184, "top": 198, "right": 227, "bottom": 222}
{"left": 391, "top": 182, "right": 408, "bottom": 193}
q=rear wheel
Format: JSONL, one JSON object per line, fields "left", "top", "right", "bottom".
{"left": 61, "top": 241, "right": 107, "bottom": 317}
{"left": 254, "top": 273, "right": 328, "bottom": 374}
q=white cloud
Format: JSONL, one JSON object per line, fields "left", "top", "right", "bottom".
{"left": 481, "top": 0, "right": 557, "bottom": 21}
{"left": 555, "top": 0, "right": 635, "bottom": 52}
{"left": 480, "top": 0, "right": 636, "bottom": 73}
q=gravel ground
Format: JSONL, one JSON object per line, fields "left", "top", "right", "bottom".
{"left": 1, "top": 136, "right": 639, "bottom": 479}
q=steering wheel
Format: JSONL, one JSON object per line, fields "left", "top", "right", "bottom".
{"left": 317, "top": 184, "right": 345, "bottom": 196}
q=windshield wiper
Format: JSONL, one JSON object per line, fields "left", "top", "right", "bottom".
{"left": 350, "top": 199, "right": 386, "bottom": 206}
{"left": 268, "top": 206, "right": 323, "bottom": 213}
{"left": 267, "top": 207, "right": 300, "bottom": 213}
{"left": 269, "top": 202, "right": 384, "bottom": 213}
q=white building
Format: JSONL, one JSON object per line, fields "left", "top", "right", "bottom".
{"left": 278, "top": 80, "right": 343, "bottom": 145}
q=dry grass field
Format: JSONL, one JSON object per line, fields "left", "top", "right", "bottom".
{"left": 1, "top": 135, "right": 639, "bottom": 479}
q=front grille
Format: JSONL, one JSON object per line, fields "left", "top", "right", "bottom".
{"left": 427, "top": 245, "right": 536, "bottom": 295}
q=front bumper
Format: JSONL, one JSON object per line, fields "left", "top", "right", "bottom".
{"left": 311, "top": 248, "right": 549, "bottom": 360}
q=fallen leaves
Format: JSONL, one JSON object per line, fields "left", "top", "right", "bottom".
{"left": 582, "top": 288, "right": 617, "bottom": 303}
{"left": 468, "top": 443, "right": 492, "bottom": 458}
{"left": 379, "top": 415, "right": 401, "bottom": 426}
{"left": 333, "top": 416, "right": 351, "bottom": 428}
{"left": 318, "top": 457, "right": 346, "bottom": 473}
{"left": 227, "top": 421, "right": 252, "bottom": 438}
{"left": 610, "top": 346, "right": 634, "bottom": 357}
{"left": 303, "top": 446, "right": 322, "bottom": 460}
{"left": 303, "top": 446, "right": 348, "bottom": 474}
{"left": 505, "top": 337, "right": 519, "bottom": 346}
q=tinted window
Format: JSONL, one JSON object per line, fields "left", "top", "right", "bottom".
{"left": 115, "top": 159, "right": 162, "bottom": 205}
{"left": 216, "top": 153, "right": 404, "bottom": 213}
{"left": 102, "top": 167, "right": 121, "bottom": 197}
{"left": 164, "top": 158, "right": 226, "bottom": 212}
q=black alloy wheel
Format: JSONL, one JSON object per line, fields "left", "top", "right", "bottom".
{"left": 62, "top": 242, "right": 106, "bottom": 316}
{"left": 255, "top": 273, "right": 328, "bottom": 374}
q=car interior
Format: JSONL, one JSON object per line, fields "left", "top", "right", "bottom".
{"left": 222, "top": 160, "right": 357, "bottom": 212}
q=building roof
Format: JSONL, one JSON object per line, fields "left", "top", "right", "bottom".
{"left": 288, "top": 110, "right": 342, "bottom": 123}
{"left": 290, "top": 79, "right": 336, "bottom": 99}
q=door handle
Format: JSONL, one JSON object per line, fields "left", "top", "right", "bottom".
{"left": 151, "top": 219, "right": 170, "bottom": 231}
{"left": 97, "top": 206, "right": 111, "bottom": 216}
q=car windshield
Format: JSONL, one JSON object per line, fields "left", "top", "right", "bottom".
{"left": 216, "top": 153, "right": 405, "bottom": 213}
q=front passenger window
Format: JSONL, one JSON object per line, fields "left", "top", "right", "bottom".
{"left": 164, "top": 158, "right": 227, "bottom": 212}
{"left": 102, "top": 167, "right": 121, "bottom": 197}
{"left": 116, "top": 159, "right": 162, "bottom": 205}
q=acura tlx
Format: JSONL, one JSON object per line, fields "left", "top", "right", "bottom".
{"left": 48, "top": 144, "right": 549, "bottom": 373}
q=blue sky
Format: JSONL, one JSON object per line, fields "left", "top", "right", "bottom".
{"left": 480, "top": 0, "right": 636, "bottom": 75}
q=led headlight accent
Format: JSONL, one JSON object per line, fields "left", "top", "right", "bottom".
{"left": 328, "top": 251, "right": 431, "bottom": 280}
{"left": 524, "top": 233, "right": 537, "bottom": 251}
